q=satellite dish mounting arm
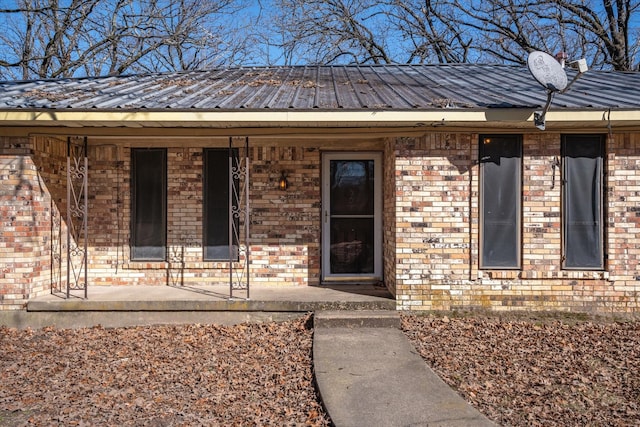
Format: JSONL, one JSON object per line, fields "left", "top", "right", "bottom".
{"left": 534, "top": 90, "right": 555, "bottom": 130}
{"left": 527, "top": 52, "right": 587, "bottom": 131}
{"left": 560, "top": 59, "right": 589, "bottom": 94}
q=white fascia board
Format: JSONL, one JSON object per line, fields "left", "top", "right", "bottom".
{"left": 0, "top": 108, "right": 639, "bottom": 125}
{"left": 0, "top": 109, "right": 485, "bottom": 124}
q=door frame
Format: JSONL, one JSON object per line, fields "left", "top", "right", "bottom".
{"left": 321, "top": 151, "right": 383, "bottom": 282}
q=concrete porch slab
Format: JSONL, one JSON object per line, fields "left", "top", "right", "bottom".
{"left": 1, "top": 284, "right": 395, "bottom": 329}
{"left": 27, "top": 283, "right": 395, "bottom": 312}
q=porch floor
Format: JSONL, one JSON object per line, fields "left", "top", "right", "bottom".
{"left": 28, "top": 283, "right": 395, "bottom": 313}
{"left": 0, "top": 284, "right": 396, "bottom": 329}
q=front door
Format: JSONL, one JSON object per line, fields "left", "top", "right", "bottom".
{"left": 322, "top": 152, "right": 382, "bottom": 282}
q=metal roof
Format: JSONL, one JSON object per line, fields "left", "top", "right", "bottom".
{"left": 1, "top": 64, "right": 639, "bottom": 112}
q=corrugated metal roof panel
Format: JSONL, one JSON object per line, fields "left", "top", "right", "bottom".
{"left": 1, "top": 64, "right": 639, "bottom": 111}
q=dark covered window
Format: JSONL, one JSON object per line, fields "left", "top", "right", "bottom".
{"left": 131, "top": 148, "right": 166, "bottom": 260}
{"left": 480, "top": 135, "right": 522, "bottom": 268}
{"left": 204, "top": 148, "right": 238, "bottom": 261}
{"left": 562, "top": 135, "right": 605, "bottom": 269}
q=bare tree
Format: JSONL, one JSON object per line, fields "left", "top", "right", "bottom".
{"left": 455, "top": 0, "right": 560, "bottom": 65}
{"left": 263, "top": 0, "right": 473, "bottom": 64}
{"left": 0, "top": 0, "right": 252, "bottom": 79}
{"left": 548, "top": 0, "right": 640, "bottom": 70}
{"left": 1, "top": 0, "right": 638, "bottom": 77}
{"left": 266, "top": 0, "right": 394, "bottom": 64}
{"left": 252, "top": 2, "right": 305, "bottom": 65}
{"left": 386, "top": 0, "right": 471, "bottom": 63}
{"left": 457, "top": 0, "right": 640, "bottom": 70}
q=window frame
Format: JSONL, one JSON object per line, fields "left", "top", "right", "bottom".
{"left": 130, "top": 148, "right": 167, "bottom": 261}
{"left": 561, "top": 134, "right": 605, "bottom": 270}
{"left": 479, "top": 134, "right": 523, "bottom": 269}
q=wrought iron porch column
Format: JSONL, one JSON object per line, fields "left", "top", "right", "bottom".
{"left": 229, "top": 137, "right": 250, "bottom": 299}
{"left": 66, "top": 136, "right": 88, "bottom": 298}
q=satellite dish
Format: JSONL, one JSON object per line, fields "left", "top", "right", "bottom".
{"left": 527, "top": 51, "right": 568, "bottom": 92}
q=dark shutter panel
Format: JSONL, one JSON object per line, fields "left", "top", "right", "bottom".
{"left": 480, "top": 136, "right": 521, "bottom": 268}
{"left": 131, "top": 149, "right": 166, "bottom": 260}
{"left": 563, "top": 135, "right": 604, "bottom": 269}
{"left": 204, "top": 148, "right": 238, "bottom": 260}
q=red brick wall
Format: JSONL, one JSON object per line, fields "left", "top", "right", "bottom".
{"left": 2, "top": 132, "right": 640, "bottom": 313}
{"left": 0, "top": 137, "right": 54, "bottom": 309}
{"left": 249, "top": 145, "right": 321, "bottom": 286}
{"left": 607, "top": 133, "right": 640, "bottom": 301}
{"left": 383, "top": 138, "right": 397, "bottom": 295}
{"left": 392, "top": 134, "right": 473, "bottom": 309}
{"left": 1, "top": 136, "right": 331, "bottom": 309}
{"left": 393, "top": 132, "right": 640, "bottom": 313}
{"left": 85, "top": 142, "right": 323, "bottom": 287}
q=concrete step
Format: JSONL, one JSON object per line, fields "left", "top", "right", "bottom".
{"left": 314, "top": 310, "right": 401, "bottom": 329}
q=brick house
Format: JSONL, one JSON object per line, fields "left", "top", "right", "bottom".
{"left": 1, "top": 64, "right": 640, "bottom": 312}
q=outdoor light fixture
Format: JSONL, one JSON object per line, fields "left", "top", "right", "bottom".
{"left": 278, "top": 171, "right": 288, "bottom": 190}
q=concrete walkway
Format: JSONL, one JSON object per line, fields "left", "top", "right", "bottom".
{"left": 313, "top": 311, "right": 496, "bottom": 427}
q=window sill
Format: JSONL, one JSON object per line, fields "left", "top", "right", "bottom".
{"left": 477, "top": 270, "right": 521, "bottom": 280}
{"left": 477, "top": 270, "right": 609, "bottom": 280}
{"left": 124, "top": 261, "right": 169, "bottom": 269}
{"left": 123, "top": 261, "right": 241, "bottom": 270}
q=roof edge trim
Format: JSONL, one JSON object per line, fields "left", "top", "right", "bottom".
{"left": 0, "top": 109, "right": 635, "bottom": 125}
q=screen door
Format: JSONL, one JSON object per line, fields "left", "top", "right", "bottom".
{"left": 322, "top": 152, "right": 382, "bottom": 281}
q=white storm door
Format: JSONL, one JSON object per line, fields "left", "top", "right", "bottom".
{"left": 322, "top": 152, "right": 382, "bottom": 281}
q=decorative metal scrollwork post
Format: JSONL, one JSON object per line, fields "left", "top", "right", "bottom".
{"left": 66, "top": 136, "right": 88, "bottom": 298}
{"left": 50, "top": 201, "right": 62, "bottom": 294}
{"left": 229, "top": 137, "right": 250, "bottom": 299}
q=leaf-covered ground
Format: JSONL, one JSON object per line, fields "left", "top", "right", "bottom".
{"left": 402, "top": 313, "right": 640, "bottom": 427}
{"left": 0, "top": 315, "right": 329, "bottom": 426}
{"left": 2, "top": 313, "right": 639, "bottom": 426}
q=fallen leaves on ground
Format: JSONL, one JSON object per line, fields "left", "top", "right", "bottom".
{"left": 402, "top": 314, "right": 640, "bottom": 427}
{"left": 0, "top": 315, "right": 329, "bottom": 426}
{"left": 3, "top": 312, "right": 638, "bottom": 427}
